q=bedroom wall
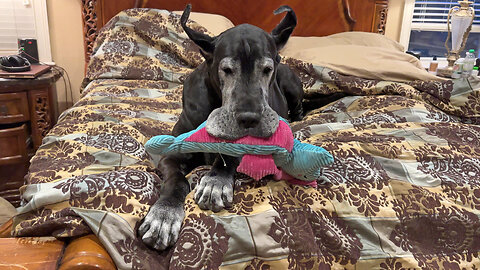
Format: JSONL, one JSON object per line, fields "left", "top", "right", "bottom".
{"left": 46, "top": 0, "right": 85, "bottom": 113}
{"left": 385, "top": 0, "right": 405, "bottom": 43}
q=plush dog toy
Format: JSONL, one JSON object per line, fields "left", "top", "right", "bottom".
{"left": 145, "top": 119, "right": 333, "bottom": 187}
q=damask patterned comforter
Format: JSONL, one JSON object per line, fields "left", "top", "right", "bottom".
{"left": 12, "top": 8, "right": 480, "bottom": 270}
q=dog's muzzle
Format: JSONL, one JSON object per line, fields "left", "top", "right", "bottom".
{"left": 205, "top": 106, "right": 279, "bottom": 140}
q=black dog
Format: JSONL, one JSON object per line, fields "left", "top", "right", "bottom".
{"left": 138, "top": 4, "right": 304, "bottom": 250}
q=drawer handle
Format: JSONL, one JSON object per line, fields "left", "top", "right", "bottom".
{"left": 0, "top": 104, "right": 7, "bottom": 116}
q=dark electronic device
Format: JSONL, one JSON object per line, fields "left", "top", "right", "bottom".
{"left": 18, "top": 39, "right": 39, "bottom": 64}
{"left": 0, "top": 55, "right": 31, "bottom": 72}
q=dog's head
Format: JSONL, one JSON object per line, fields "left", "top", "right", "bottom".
{"left": 181, "top": 5, "right": 296, "bottom": 140}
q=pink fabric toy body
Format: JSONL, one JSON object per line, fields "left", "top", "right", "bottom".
{"left": 184, "top": 120, "right": 314, "bottom": 185}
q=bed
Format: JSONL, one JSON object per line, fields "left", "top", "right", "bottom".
{"left": 3, "top": 0, "right": 480, "bottom": 269}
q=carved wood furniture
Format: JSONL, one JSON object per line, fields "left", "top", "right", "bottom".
{"left": 0, "top": 70, "right": 60, "bottom": 207}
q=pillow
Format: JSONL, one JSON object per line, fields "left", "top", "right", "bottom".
{"left": 282, "top": 32, "right": 405, "bottom": 54}
{"left": 86, "top": 9, "right": 210, "bottom": 81}
{"left": 281, "top": 33, "right": 445, "bottom": 82}
{"left": 173, "top": 11, "right": 235, "bottom": 35}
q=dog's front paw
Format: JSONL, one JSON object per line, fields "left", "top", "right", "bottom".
{"left": 194, "top": 172, "right": 234, "bottom": 212}
{"left": 138, "top": 199, "right": 184, "bottom": 250}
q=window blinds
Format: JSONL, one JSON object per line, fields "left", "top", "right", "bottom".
{"left": 413, "top": 0, "right": 480, "bottom": 25}
{"left": 0, "top": 0, "right": 37, "bottom": 54}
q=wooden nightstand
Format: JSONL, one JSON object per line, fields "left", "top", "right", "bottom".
{"left": 0, "top": 69, "right": 60, "bottom": 206}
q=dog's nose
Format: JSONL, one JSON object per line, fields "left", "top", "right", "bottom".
{"left": 237, "top": 112, "right": 260, "bottom": 129}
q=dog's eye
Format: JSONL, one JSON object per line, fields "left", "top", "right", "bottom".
{"left": 263, "top": 67, "right": 272, "bottom": 75}
{"left": 222, "top": 67, "right": 233, "bottom": 75}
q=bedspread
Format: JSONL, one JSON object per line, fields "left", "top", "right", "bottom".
{"left": 12, "top": 8, "right": 480, "bottom": 270}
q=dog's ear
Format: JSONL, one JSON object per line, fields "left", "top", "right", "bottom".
{"left": 181, "top": 4, "right": 215, "bottom": 58}
{"left": 271, "top": 5, "right": 297, "bottom": 51}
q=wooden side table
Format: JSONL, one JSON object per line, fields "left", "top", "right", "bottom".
{"left": 0, "top": 69, "right": 60, "bottom": 206}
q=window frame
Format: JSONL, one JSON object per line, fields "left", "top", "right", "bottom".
{"left": 400, "top": 0, "right": 416, "bottom": 49}
{"left": 33, "top": 0, "right": 52, "bottom": 64}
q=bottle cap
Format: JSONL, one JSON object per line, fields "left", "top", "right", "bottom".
{"left": 433, "top": 56, "right": 437, "bottom": 61}
{"left": 474, "top": 66, "right": 479, "bottom": 70}
{"left": 470, "top": 49, "right": 475, "bottom": 53}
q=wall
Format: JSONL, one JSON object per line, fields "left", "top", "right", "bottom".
{"left": 46, "top": 0, "right": 85, "bottom": 113}
{"left": 385, "top": 0, "right": 406, "bottom": 43}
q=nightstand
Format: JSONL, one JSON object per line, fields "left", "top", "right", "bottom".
{"left": 0, "top": 69, "right": 61, "bottom": 206}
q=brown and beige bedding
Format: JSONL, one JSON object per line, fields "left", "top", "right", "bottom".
{"left": 11, "top": 8, "right": 480, "bottom": 269}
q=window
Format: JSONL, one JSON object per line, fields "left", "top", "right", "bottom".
{"left": 0, "top": 0, "right": 52, "bottom": 63}
{"left": 400, "top": 0, "right": 480, "bottom": 59}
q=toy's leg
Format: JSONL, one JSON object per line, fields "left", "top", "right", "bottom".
{"left": 195, "top": 154, "right": 240, "bottom": 212}
{"left": 138, "top": 153, "right": 200, "bottom": 251}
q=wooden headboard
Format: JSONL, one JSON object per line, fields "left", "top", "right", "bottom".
{"left": 81, "top": 0, "right": 388, "bottom": 66}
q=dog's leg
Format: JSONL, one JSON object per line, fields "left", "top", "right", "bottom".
{"left": 138, "top": 153, "right": 195, "bottom": 250}
{"left": 195, "top": 154, "right": 239, "bottom": 212}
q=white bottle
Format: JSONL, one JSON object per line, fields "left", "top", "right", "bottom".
{"left": 463, "top": 49, "right": 476, "bottom": 77}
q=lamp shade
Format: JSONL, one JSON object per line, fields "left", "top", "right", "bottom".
{"left": 451, "top": 14, "right": 472, "bottom": 52}
{"left": 448, "top": 1, "right": 475, "bottom": 53}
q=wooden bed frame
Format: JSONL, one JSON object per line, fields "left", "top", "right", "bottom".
{"left": 81, "top": 0, "right": 388, "bottom": 66}
{"left": 0, "top": 1, "right": 389, "bottom": 269}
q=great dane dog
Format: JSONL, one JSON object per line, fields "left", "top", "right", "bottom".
{"left": 138, "top": 4, "right": 304, "bottom": 250}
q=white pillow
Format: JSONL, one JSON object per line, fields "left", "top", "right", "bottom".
{"left": 282, "top": 32, "right": 405, "bottom": 55}
{"left": 281, "top": 43, "right": 444, "bottom": 82}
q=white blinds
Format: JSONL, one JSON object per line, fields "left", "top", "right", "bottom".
{"left": 0, "top": 0, "right": 37, "bottom": 54}
{"left": 413, "top": 0, "right": 480, "bottom": 24}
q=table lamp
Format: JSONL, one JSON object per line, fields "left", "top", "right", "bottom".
{"left": 437, "top": 1, "right": 475, "bottom": 77}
